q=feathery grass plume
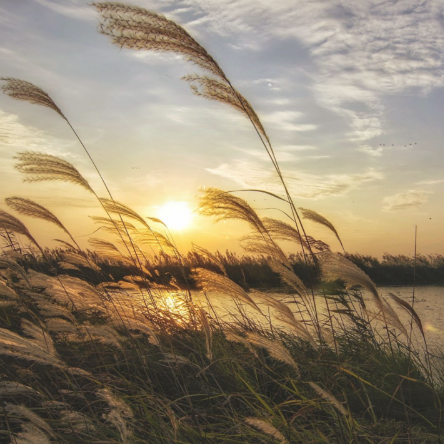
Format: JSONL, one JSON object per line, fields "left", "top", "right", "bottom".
{"left": 192, "top": 243, "right": 228, "bottom": 276}
{"left": 246, "top": 332, "right": 300, "bottom": 374}
{"left": 366, "top": 299, "right": 408, "bottom": 337}
{"left": 0, "top": 210, "right": 41, "bottom": 250}
{"left": 321, "top": 253, "right": 383, "bottom": 311}
{"left": 50, "top": 321, "right": 124, "bottom": 349}
{"left": 0, "top": 258, "right": 31, "bottom": 288}
{"left": 0, "top": 280, "right": 18, "bottom": 300}
{"left": 255, "top": 292, "right": 316, "bottom": 347}
{"left": 245, "top": 417, "right": 287, "bottom": 443}
{"left": 91, "top": 216, "right": 137, "bottom": 235}
{"left": 15, "top": 151, "right": 94, "bottom": 194}
{"left": 13, "top": 423, "right": 51, "bottom": 444}
{"left": 88, "top": 238, "right": 132, "bottom": 264}
{"left": 300, "top": 208, "right": 344, "bottom": 251}
{"left": 267, "top": 260, "right": 308, "bottom": 298}
{"left": 21, "top": 320, "right": 57, "bottom": 356}
{"left": 59, "top": 262, "right": 81, "bottom": 271}
{"left": 389, "top": 292, "right": 424, "bottom": 338}
{"left": 184, "top": 75, "right": 268, "bottom": 139}
{"left": 308, "top": 382, "right": 348, "bottom": 416}
{"left": 197, "top": 306, "right": 212, "bottom": 360}
{"left": 45, "top": 318, "right": 78, "bottom": 334}
{"left": 96, "top": 388, "right": 133, "bottom": 444}
{"left": 54, "top": 239, "right": 77, "bottom": 250}
{"left": 193, "top": 267, "right": 261, "bottom": 312}
{"left": 59, "top": 251, "right": 101, "bottom": 272}
{"left": 1, "top": 77, "right": 65, "bottom": 118}
{"left": 0, "top": 324, "right": 62, "bottom": 366}
{"left": 224, "top": 330, "right": 257, "bottom": 356}
{"left": 199, "top": 188, "right": 291, "bottom": 263}
{"left": 59, "top": 410, "right": 96, "bottom": 434}
{"left": 94, "top": 2, "right": 226, "bottom": 79}
{"left": 28, "top": 271, "right": 105, "bottom": 313}
{"left": 5, "top": 197, "right": 83, "bottom": 253}
{"left": 100, "top": 198, "right": 149, "bottom": 227}
{"left": 0, "top": 381, "right": 41, "bottom": 399}
{"left": 6, "top": 403, "right": 55, "bottom": 438}
{"left": 199, "top": 188, "right": 266, "bottom": 233}
{"left": 241, "top": 233, "right": 291, "bottom": 267}
{"left": 99, "top": 198, "right": 176, "bottom": 251}
{"left": 263, "top": 217, "right": 305, "bottom": 245}
{"left": 28, "top": 292, "right": 76, "bottom": 321}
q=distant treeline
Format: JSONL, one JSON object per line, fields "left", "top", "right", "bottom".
{"left": 15, "top": 249, "right": 444, "bottom": 290}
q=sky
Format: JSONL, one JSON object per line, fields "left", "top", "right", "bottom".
{"left": 1, "top": 0, "right": 444, "bottom": 257}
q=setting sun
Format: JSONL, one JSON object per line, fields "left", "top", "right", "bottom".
{"left": 157, "top": 201, "right": 192, "bottom": 230}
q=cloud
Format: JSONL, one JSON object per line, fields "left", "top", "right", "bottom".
{"left": 262, "top": 111, "right": 316, "bottom": 132}
{"left": 162, "top": 0, "right": 444, "bottom": 149}
{"left": 32, "top": 0, "right": 96, "bottom": 22}
{"left": 207, "top": 160, "right": 382, "bottom": 199}
{"left": 416, "top": 179, "right": 444, "bottom": 186}
{"left": 383, "top": 189, "right": 432, "bottom": 211}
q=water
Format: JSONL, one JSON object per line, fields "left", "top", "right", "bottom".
{"left": 160, "top": 286, "right": 444, "bottom": 350}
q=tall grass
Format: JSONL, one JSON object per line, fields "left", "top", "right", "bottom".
{"left": 0, "top": 3, "right": 443, "bottom": 443}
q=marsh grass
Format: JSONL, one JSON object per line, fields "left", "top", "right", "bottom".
{"left": 0, "top": 3, "right": 443, "bottom": 443}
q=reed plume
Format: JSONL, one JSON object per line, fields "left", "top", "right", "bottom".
{"left": 308, "top": 382, "right": 348, "bottom": 416}
{"left": 192, "top": 244, "right": 227, "bottom": 277}
{"left": 15, "top": 151, "right": 94, "bottom": 194}
{"left": 96, "top": 388, "right": 134, "bottom": 444}
{"left": 246, "top": 332, "right": 300, "bottom": 375}
{"left": 0, "top": 209, "right": 41, "bottom": 251}
{"left": 199, "top": 188, "right": 266, "bottom": 233}
{"left": 389, "top": 292, "right": 424, "bottom": 338}
{"left": 5, "top": 197, "right": 76, "bottom": 244}
{"left": 197, "top": 306, "right": 212, "bottom": 360}
{"left": 1, "top": 77, "right": 65, "bottom": 118}
{"left": 245, "top": 417, "right": 287, "bottom": 443}
{"left": 0, "top": 321, "right": 61, "bottom": 366}
{"left": 267, "top": 260, "right": 308, "bottom": 298}
{"left": 300, "top": 208, "right": 344, "bottom": 252}
{"left": 193, "top": 268, "right": 261, "bottom": 312}
{"left": 93, "top": 2, "right": 227, "bottom": 80}
{"left": 184, "top": 75, "right": 268, "bottom": 139}
{"left": 256, "top": 291, "right": 316, "bottom": 347}
{"left": 321, "top": 253, "right": 383, "bottom": 310}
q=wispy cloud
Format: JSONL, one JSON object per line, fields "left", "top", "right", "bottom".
{"left": 416, "top": 179, "right": 444, "bottom": 186}
{"left": 262, "top": 111, "right": 316, "bottom": 132}
{"left": 207, "top": 160, "right": 382, "bottom": 199}
{"left": 383, "top": 189, "right": 432, "bottom": 211}
{"left": 32, "top": 0, "right": 96, "bottom": 22}
{"left": 164, "top": 0, "right": 444, "bottom": 151}
{"left": 0, "top": 109, "right": 82, "bottom": 161}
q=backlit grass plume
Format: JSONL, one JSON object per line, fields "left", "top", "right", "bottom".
{"left": 15, "top": 151, "right": 94, "bottom": 194}
{"left": 5, "top": 197, "right": 79, "bottom": 248}
{"left": 300, "top": 208, "right": 344, "bottom": 252}
{"left": 193, "top": 268, "right": 261, "bottom": 312}
{"left": 321, "top": 253, "right": 383, "bottom": 310}
{"left": 245, "top": 417, "right": 287, "bottom": 444}
{"left": 93, "top": 2, "right": 227, "bottom": 80}
{"left": 0, "top": 209, "right": 41, "bottom": 251}
{"left": 1, "top": 77, "right": 65, "bottom": 118}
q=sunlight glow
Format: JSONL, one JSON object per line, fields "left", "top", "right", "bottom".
{"left": 158, "top": 201, "right": 192, "bottom": 230}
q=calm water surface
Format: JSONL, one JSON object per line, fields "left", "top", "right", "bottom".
{"left": 159, "top": 286, "right": 444, "bottom": 350}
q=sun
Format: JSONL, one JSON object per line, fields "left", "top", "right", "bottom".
{"left": 157, "top": 201, "right": 192, "bottom": 231}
